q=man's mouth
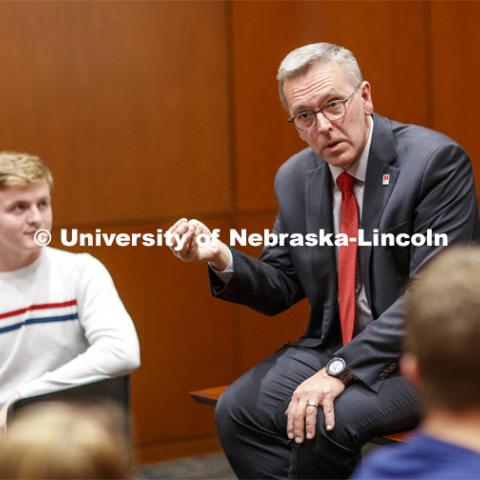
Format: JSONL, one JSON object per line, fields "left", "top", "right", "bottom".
{"left": 326, "top": 140, "right": 343, "bottom": 150}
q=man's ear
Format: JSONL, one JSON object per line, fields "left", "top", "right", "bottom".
{"left": 401, "top": 352, "right": 422, "bottom": 389}
{"left": 360, "top": 81, "right": 374, "bottom": 115}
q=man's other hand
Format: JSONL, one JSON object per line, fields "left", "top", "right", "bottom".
{"left": 286, "top": 368, "right": 345, "bottom": 443}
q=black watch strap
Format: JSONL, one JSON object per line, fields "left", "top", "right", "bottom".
{"left": 336, "top": 368, "right": 356, "bottom": 386}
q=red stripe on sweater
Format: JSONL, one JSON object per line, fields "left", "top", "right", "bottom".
{"left": 0, "top": 299, "right": 77, "bottom": 320}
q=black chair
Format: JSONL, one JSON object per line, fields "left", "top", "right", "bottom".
{"left": 7, "top": 376, "right": 131, "bottom": 438}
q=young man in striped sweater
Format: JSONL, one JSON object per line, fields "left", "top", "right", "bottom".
{"left": 0, "top": 152, "right": 140, "bottom": 436}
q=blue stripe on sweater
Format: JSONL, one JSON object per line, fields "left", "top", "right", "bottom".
{"left": 0, "top": 313, "right": 79, "bottom": 335}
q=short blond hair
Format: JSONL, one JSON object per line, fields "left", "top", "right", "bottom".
{"left": 0, "top": 151, "right": 53, "bottom": 191}
{"left": 0, "top": 402, "right": 130, "bottom": 479}
{"left": 405, "top": 246, "right": 480, "bottom": 410}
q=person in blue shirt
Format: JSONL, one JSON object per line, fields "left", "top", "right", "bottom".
{"left": 353, "top": 246, "right": 480, "bottom": 479}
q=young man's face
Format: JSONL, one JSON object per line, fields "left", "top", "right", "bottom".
{"left": 283, "top": 62, "right": 374, "bottom": 170}
{"left": 0, "top": 179, "right": 52, "bottom": 269}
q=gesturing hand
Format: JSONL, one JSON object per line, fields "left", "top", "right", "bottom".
{"left": 285, "top": 368, "right": 345, "bottom": 443}
{"left": 168, "top": 218, "right": 230, "bottom": 270}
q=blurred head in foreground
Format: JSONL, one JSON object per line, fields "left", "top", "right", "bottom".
{"left": 403, "top": 246, "right": 480, "bottom": 412}
{"left": 0, "top": 402, "right": 131, "bottom": 479}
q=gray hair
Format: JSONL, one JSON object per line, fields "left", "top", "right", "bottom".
{"left": 277, "top": 43, "right": 363, "bottom": 110}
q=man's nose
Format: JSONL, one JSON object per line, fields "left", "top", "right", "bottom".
{"left": 314, "top": 111, "right": 333, "bottom": 133}
{"left": 27, "top": 206, "right": 42, "bottom": 224}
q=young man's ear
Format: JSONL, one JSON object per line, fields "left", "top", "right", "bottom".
{"left": 400, "top": 352, "right": 422, "bottom": 389}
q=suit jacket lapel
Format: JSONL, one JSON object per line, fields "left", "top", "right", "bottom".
{"left": 361, "top": 114, "right": 400, "bottom": 310}
{"left": 305, "top": 160, "right": 337, "bottom": 297}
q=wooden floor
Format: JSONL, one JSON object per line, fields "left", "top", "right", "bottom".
{"left": 137, "top": 452, "right": 235, "bottom": 479}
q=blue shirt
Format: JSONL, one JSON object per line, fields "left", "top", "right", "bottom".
{"left": 352, "top": 432, "right": 480, "bottom": 480}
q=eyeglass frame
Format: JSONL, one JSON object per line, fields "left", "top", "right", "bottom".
{"left": 287, "top": 83, "right": 362, "bottom": 132}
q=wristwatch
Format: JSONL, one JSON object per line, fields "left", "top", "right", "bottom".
{"left": 326, "top": 357, "right": 356, "bottom": 386}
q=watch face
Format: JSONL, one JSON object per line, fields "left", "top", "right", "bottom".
{"left": 328, "top": 358, "right": 346, "bottom": 376}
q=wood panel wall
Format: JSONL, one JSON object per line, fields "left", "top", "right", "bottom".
{"left": 0, "top": 0, "right": 478, "bottom": 464}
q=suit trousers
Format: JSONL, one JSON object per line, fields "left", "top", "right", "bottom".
{"left": 215, "top": 344, "right": 421, "bottom": 479}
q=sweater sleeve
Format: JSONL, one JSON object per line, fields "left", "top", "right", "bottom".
{"left": 16, "top": 254, "right": 140, "bottom": 399}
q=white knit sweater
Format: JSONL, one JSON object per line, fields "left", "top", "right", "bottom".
{"left": 0, "top": 247, "right": 140, "bottom": 405}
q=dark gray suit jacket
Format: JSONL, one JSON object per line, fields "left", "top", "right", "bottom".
{"left": 211, "top": 113, "right": 478, "bottom": 392}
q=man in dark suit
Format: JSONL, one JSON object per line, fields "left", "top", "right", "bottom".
{"left": 169, "top": 43, "right": 478, "bottom": 478}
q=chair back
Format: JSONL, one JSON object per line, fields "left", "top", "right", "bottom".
{"left": 7, "top": 376, "right": 131, "bottom": 438}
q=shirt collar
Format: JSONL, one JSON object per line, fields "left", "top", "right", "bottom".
{"left": 328, "top": 115, "right": 374, "bottom": 185}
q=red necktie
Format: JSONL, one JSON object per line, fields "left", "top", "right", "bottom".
{"left": 337, "top": 172, "right": 358, "bottom": 344}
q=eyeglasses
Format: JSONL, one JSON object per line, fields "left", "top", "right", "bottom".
{"left": 288, "top": 85, "right": 361, "bottom": 132}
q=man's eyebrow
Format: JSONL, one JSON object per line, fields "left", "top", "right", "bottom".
{"left": 6, "top": 194, "right": 50, "bottom": 206}
{"left": 291, "top": 104, "right": 310, "bottom": 113}
{"left": 5, "top": 199, "right": 28, "bottom": 209}
{"left": 291, "top": 88, "right": 342, "bottom": 114}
